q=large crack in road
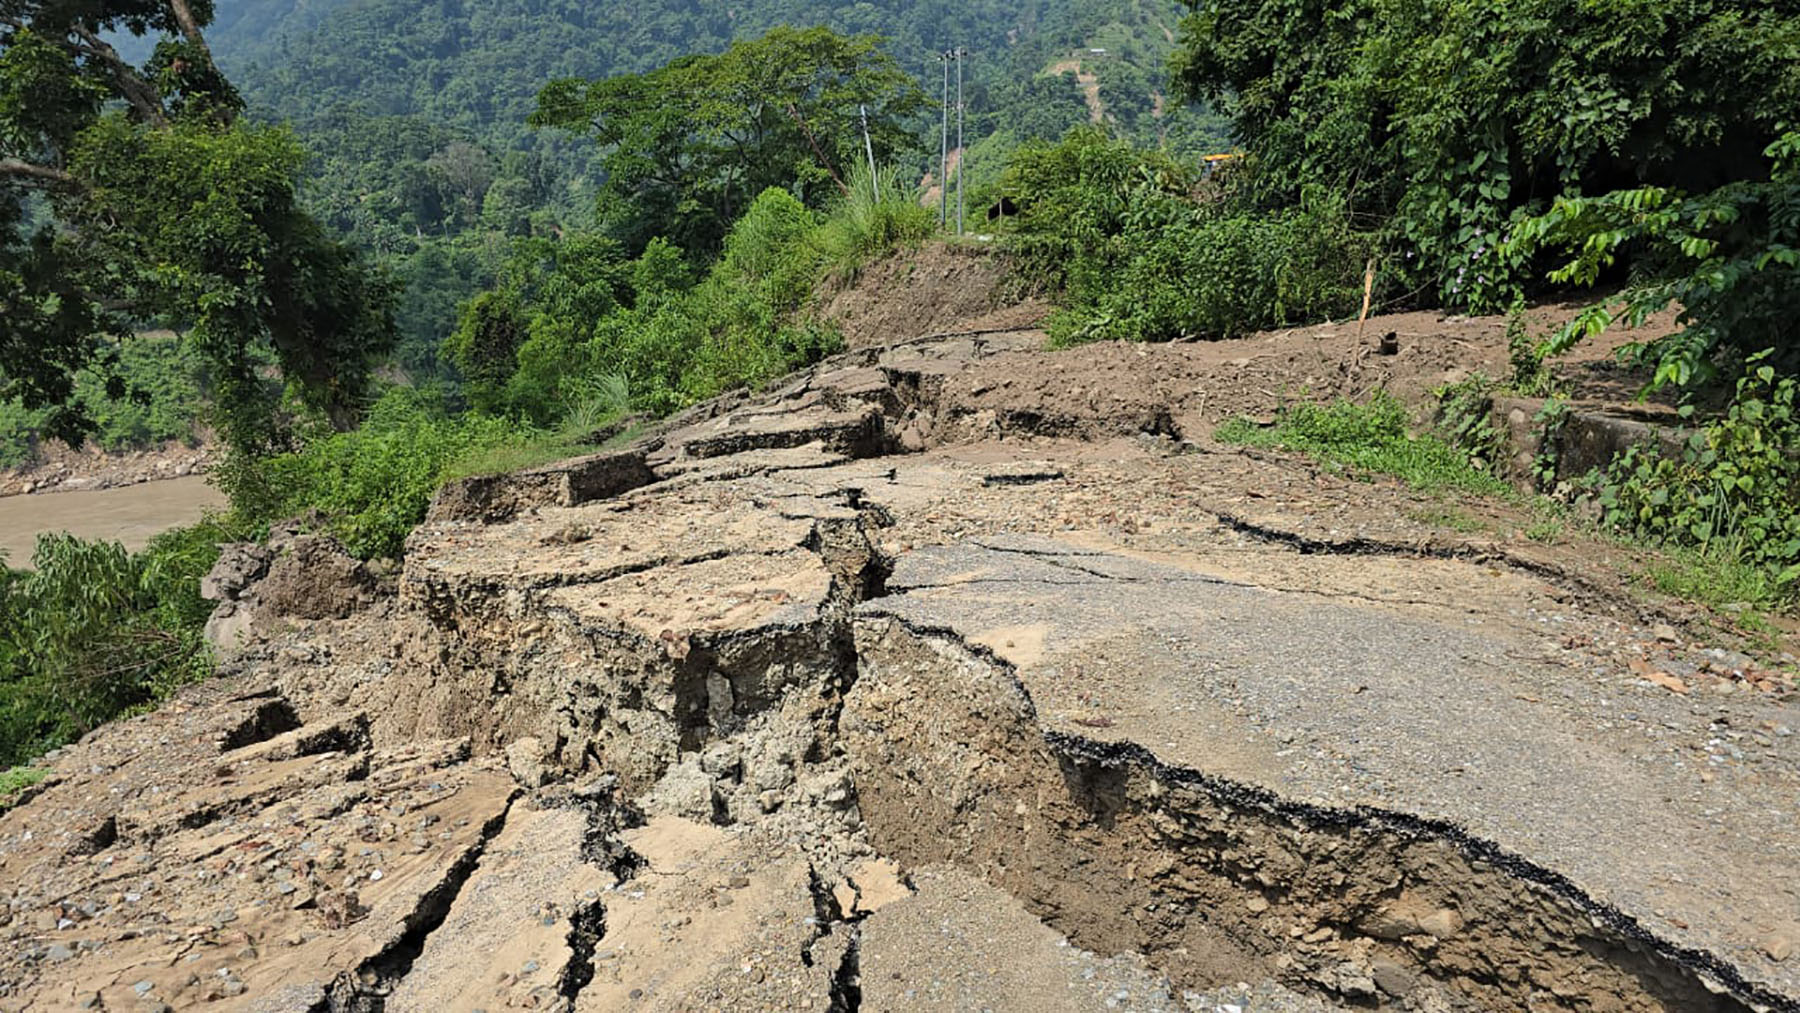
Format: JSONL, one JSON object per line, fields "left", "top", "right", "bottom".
{"left": 5, "top": 331, "right": 1796, "bottom": 1011}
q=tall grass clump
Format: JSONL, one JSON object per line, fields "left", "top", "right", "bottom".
{"left": 815, "top": 162, "right": 935, "bottom": 280}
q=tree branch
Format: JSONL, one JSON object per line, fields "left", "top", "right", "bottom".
{"left": 164, "top": 0, "right": 212, "bottom": 54}
{"left": 0, "top": 159, "right": 75, "bottom": 186}
{"left": 69, "top": 25, "right": 168, "bottom": 127}
{"left": 164, "top": 0, "right": 226, "bottom": 107}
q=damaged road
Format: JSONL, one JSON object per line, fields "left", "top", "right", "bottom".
{"left": 2, "top": 328, "right": 1797, "bottom": 1012}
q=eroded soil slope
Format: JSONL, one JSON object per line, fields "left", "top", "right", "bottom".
{"left": 1, "top": 322, "right": 1796, "bottom": 1013}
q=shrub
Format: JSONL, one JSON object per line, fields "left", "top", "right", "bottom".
{"left": 235, "top": 386, "right": 530, "bottom": 559}
{"left": 1511, "top": 130, "right": 1800, "bottom": 390}
{"left": 1596, "top": 357, "right": 1800, "bottom": 601}
{"left": 0, "top": 519, "right": 231, "bottom": 767}
{"left": 583, "top": 188, "right": 845, "bottom": 412}
{"left": 998, "top": 129, "right": 1371, "bottom": 345}
{"left": 1175, "top": 0, "right": 1800, "bottom": 320}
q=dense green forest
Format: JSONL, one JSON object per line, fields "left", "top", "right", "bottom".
{"left": 201, "top": 0, "right": 1229, "bottom": 371}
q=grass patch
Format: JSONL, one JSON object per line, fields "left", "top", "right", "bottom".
{"left": 0, "top": 765, "right": 46, "bottom": 811}
{"left": 438, "top": 436, "right": 592, "bottom": 483}
{"left": 1216, "top": 393, "right": 1512, "bottom": 496}
{"left": 1645, "top": 544, "right": 1792, "bottom": 615}
{"left": 1525, "top": 518, "right": 1566, "bottom": 542}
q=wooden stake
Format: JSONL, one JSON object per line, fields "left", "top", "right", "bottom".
{"left": 1354, "top": 258, "right": 1376, "bottom": 345}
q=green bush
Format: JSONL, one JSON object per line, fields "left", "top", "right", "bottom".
{"left": 1174, "top": 0, "right": 1800, "bottom": 320}
{"left": 1511, "top": 130, "right": 1800, "bottom": 389}
{"left": 0, "top": 518, "right": 234, "bottom": 768}
{"left": 999, "top": 129, "right": 1370, "bottom": 345}
{"left": 576, "top": 187, "right": 847, "bottom": 413}
{"left": 230, "top": 386, "right": 530, "bottom": 559}
{"left": 1596, "top": 358, "right": 1800, "bottom": 602}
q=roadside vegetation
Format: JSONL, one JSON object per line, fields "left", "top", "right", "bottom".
{"left": 1216, "top": 395, "right": 1511, "bottom": 497}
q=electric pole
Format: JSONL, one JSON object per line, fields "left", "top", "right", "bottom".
{"left": 955, "top": 48, "right": 966, "bottom": 235}
{"left": 938, "top": 51, "right": 950, "bottom": 229}
{"left": 859, "top": 104, "right": 878, "bottom": 202}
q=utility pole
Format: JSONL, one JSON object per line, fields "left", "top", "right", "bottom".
{"left": 859, "top": 104, "right": 879, "bottom": 202}
{"left": 938, "top": 51, "right": 950, "bottom": 229}
{"left": 955, "top": 48, "right": 966, "bottom": 235}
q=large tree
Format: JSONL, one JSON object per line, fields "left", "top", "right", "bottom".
{"left": 531, "top": 26, "right": 927, "bottom": 256}
{"left": 1, "top": 0, "right": 396, "bottom": 451}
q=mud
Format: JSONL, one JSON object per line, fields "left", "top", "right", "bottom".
{"left": 1, "top": 306, "right": 1795, "bottom": 1012}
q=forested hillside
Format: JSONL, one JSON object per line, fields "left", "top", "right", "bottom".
{"left": 184, "top": 0, "right": 1225, "bottom": 371}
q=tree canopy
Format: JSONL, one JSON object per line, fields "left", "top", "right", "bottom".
{"left": 1173, "top": 0, "right": 1800, "bottom": 383}
{"left": 1, "top": 0, "right": 395, "bottom": 451}
{"left": 531, "top": 27, "right": 927, "bottom": 256}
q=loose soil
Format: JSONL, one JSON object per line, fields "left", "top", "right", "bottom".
{"left": 814, "top": 242, "right": 1047, "bottom": 349}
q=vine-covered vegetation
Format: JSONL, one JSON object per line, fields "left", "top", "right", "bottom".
{"left": 1173, "top": 0, "right": 1800, "bottom": 386}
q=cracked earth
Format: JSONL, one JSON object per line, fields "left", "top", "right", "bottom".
{"left": 2, "top": 323, "right": 1797, "bottom": 1012}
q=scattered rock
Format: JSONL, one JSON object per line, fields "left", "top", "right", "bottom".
{"left": 505, "top": 736, "right": 553, "bottom": 788}
{"left": 200, "top": 544, "right": 273, "bottom": 602}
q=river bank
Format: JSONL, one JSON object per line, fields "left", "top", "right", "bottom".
{"left": 0, "top": 438, "right": 214, "bottom": 498}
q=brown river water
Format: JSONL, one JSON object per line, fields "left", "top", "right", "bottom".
{"left": 0, "top": 476, "right": 225, "bottom": 567}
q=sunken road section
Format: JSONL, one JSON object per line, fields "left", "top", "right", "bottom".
{"left": 2, "top": 330, "right": 1797, "bottom": 1011}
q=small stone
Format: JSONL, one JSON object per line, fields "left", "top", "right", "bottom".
{"left": 1245, "top": 896, "right": 1269, "bottom": 914}
{"left": 133, "top": 980, "right": 155, "bottom": 996}
{"left": 1370, "top": 960, "right": 1416, "bottom": 996}
{"left": 368, "top": 869, "right": 383, "bottom": 882}
{"left": 506, "top": 737, "right": 552, "bottom": 788}
{"left": 1764, "top": 935, "right": 1793, "bottom": 962}
{"left": 1651, "top": 624, "right": 1680, "bottom": 643}
{"left": 45, "top": 943, "right": 74, "bottom": 962}
{"left": 1418, "top": 908, "right": 1463, "bottom": 939}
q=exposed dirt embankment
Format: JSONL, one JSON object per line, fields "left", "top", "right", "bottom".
{"left": 0, "top": 438, "right": 213, "bottom": 498}
{"left": 1, "top": 319, "right": 1795, "bottom": 1012}
{"left": 813, "top": 243, "right": 1049, "bottom": 350}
